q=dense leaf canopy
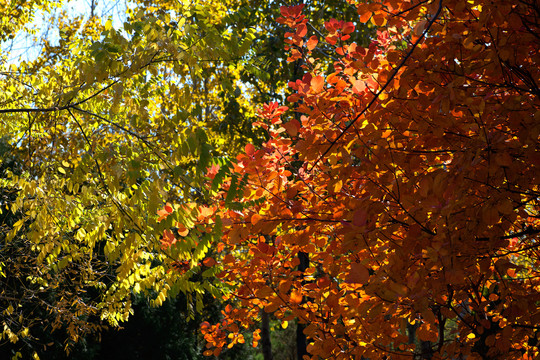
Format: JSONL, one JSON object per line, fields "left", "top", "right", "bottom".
{"left": 0, "top": 0, "right": 270, "bottom": 353}
{"left": 0, "top": 0, "right": 539, "bottom": 359}
{"left": 197, "top": 0, "right": 540, "bottom": 359}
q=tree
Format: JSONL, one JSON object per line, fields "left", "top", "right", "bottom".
{"left": 0, "top": 137, "right": 111, "bottom": 360}
{"left": 0, "top": 0, "right": 376, "bottom": 356}
{"left": 199, "top": 0, "right": 540, "bottom": 359}
{"left": 0, "top": 0, "right": 266, "bottom": 353}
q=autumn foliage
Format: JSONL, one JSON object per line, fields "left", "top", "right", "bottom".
{"left": 187, "top": 0, "right": 540, "bottom": 358}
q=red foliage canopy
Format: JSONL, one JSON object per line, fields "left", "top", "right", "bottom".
{"left": 193, "top": 0, "right": 539, "bottom": 358}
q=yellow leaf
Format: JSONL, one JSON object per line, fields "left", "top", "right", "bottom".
{"left": 333, "top": 180, "right": 343, "bottom": 193}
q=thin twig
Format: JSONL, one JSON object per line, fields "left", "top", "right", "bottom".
{"left": 308, "top": 0, "right": 444, "bottom": 172}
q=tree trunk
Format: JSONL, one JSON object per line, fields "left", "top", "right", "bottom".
{"left": 296, "top": 251, "right": 309, "bottom": 360}
{"left": 261, "top": 310, "right": 273, "bottom": 360}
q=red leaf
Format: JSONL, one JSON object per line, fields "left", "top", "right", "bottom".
{"left": 203, "top": 257, "right": 217, "bottom": 267}
{"left": 325, "top": 34, "right": 338, "bottom": 45}
{"left": 245, "top": 143, "right": 256, "bottom": 156}
{"left": 352, "top": 208, "right": 368, "bottom": 226}
{"left": 342, "top": 22, "right": 355, "bottom": 34}
{"left": 289, "top": 4, "right": 305, "bottom": 17}
{"left": 296, "top": 23, "right": 307, "bottom": 37}
{"left": 317, "top": 276, "right": 331, "bottom": 288}
{"left": 325, "top": 18, "right": 339, "bottom": 32}
{"left": 346, "top": 263, "right": 370, "bottom": 284}
{"left": 206, "top": 164, "right": 220, "bottom": 179}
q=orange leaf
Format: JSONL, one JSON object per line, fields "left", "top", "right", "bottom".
{"left": 177, "top": 224, "right": 189, "bottom": 236}
{"left": 256, "top": 286, "right": 274, "bottom": 298}
{"left": 306, "top": 35, "right": 318, "bottom": 50}
{"left": 161, "top": 229, "right": 177, "bottom": 247}
{"left": 370, "top": 13, "right": 387, "bottom": 27}
{"left": 333, "top": 179, "right": 343, "bottom": 193}
{"left": 360, "top": 11, "right": 372, "bottom": 23}
{"left": 157, "top": 209, "right": 169, "bottom": 222}
{"left": 311, "top": 75, "right": 325, "bottom": 93}
{"left": 352, "top": 79, "right": 366, "bottom": 94}
{"left": 198, "top": 205, "right": 215, "bottom": 218}
{"left": 290, "top": 290, "right": 303, "bottom": 305}
{"left": 251, "top": 213, "right": 262, "bottom": 225}
{"left": 283, "top": 119, "right": 300, "bottom": 137}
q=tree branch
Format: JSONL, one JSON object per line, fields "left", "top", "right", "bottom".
{"left": 308, "top": 0, "right": 443, "bottom": 172}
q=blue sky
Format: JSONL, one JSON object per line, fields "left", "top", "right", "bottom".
{"left": 2, "top": 0, "right": 130, "bottom": 64}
